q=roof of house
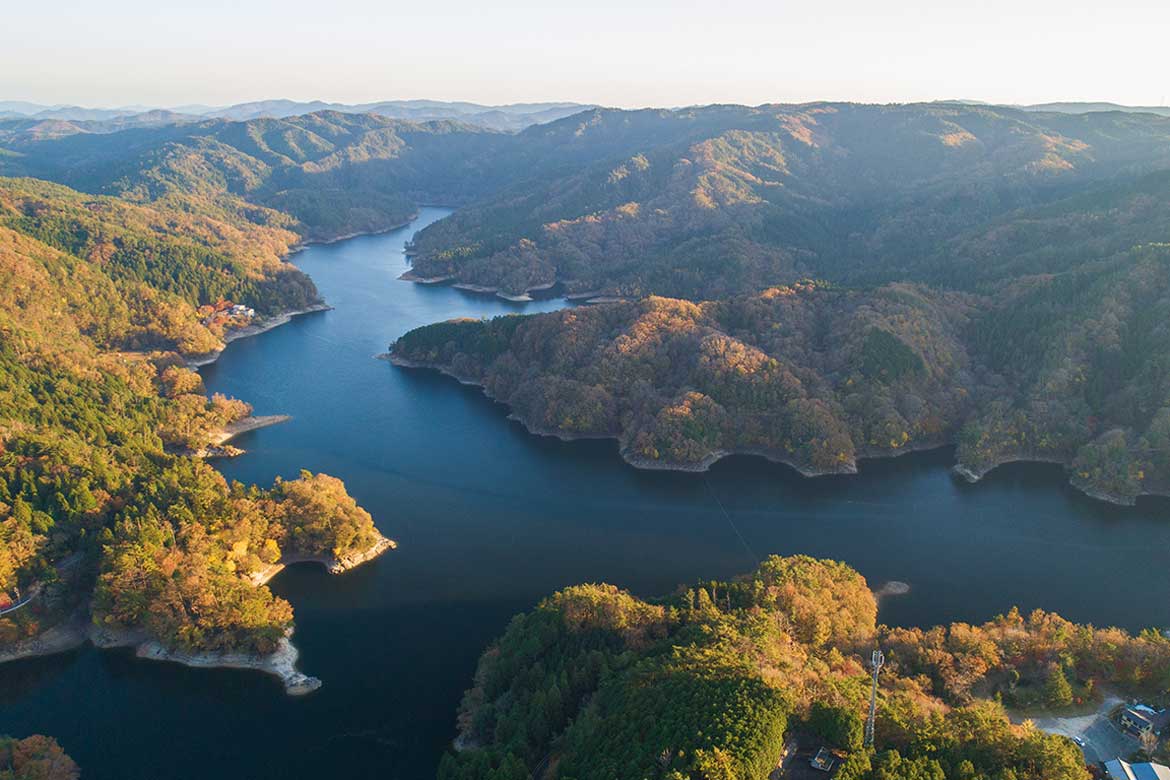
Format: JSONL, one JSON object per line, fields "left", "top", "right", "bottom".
{"left": 1105, "top": 759, "right": 1170, "bottom": 780}
{"left": 1123, "top": 706, "right": 1170, "bottom": 730}
{"left": 1125, "top": 708, "right": 1156, "bottom": 725}
{"left": 810, "top": 746, "right": 836, "bottom": 772}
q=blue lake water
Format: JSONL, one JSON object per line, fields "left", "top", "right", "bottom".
{"left": 2, "top": 207, "right": 1169, "bottom": 779}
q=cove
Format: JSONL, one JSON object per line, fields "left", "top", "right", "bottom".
{"left": 1, "top": 207, "right": 1168, "bottom": 780}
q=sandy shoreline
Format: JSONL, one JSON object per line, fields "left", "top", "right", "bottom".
{"left": 213, "top": 414, "right": 291, "bottom": 446}
{"left": 190, "top": 415, "right": 292, "bottom": 459}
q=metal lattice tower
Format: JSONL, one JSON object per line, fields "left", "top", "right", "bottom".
{"left": 865, "top": 648, "right": 885, "bottom": 747}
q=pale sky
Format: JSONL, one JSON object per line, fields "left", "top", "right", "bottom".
{"left": 4, "top": 0, "right": 1169, "bottom": 109}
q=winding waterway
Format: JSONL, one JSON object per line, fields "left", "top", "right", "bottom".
{"left": 2, "top": 208, "right": 1169, "bottom": 779}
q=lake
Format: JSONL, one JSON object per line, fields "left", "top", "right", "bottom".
{"left": 2, "top": 207, "right": 1168, "bottom": 779}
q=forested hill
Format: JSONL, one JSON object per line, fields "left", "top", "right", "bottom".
{"left": 0, "top": 112, "right": 496, "bottom": 242}
{"left": 7, "top": 102, "right": 1170, "bottom": 265}
{"left": 5, "top": 101, "right": 1170, "bottom": 512}
{"left": 0, "top": 177, "right": 318, "bottom": 353}
{"left": 393, "top": 238, "right": 1170, "bottom": 505}
{"left": 0, "top": 108, "right": 724, "bottom": 243}
{"left": 404, "top": 103, "right": 1170, "bottom": 299}
{"left": 440, "top": 554, "right": 1170, "bottom": 780}
{"left": 387, "top": 103, "right": 1170, "bottom": 503}
{"left": 0, "top": 177, "right": 384, "bottom": 660}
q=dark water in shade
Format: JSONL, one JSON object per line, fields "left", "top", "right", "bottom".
{"left": 3, "top": 207, "right": 1170, "bottom": 779}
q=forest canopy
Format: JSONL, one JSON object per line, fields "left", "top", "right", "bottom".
{"left": 0, "top": 178, "right": 383, "bottom": 657}
{"left": 437, "top": 555, "right": 1153, "bottom": 780}
{"left": 393, "top": 244, "right": 1170, "bottom": 504}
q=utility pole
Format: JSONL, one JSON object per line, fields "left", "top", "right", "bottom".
{"left": 865, "top": 648, "right": 884, "bottom": 748}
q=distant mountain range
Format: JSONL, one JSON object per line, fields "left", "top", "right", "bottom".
{"left": 0, "top": 99, "right": 595, "bottom": 132}
{"left": 5, "top": 99, "right": 1170, "bottom": 130}
{"left": 1019, "top": 101, "right": 1170, "bottom": 117}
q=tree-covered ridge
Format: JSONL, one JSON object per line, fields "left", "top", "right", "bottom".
{"left": 394, "top": 237, "right": 1170, "bottom": 503}
{"left": 0, "top": 177, "right": 319, "bottom": 354}
{"left": 440, "top": 555, "right": 1128, "bottom": 780}
{"left": 10, "top": 102, "right": 1170, "bottom": 262}
{"left": 405, "top": 103, "right": 1170, "bottom": 298}
{"left": 960, "top": 244, "right": 1170, "bottom": 502}
{"left": 0, "top": 109, "right": 646, "bottom": 244}
{"left": 0, "top": 734, "right": 78, "bottom": 780}
{"left": 393, "top": 283, "right": 976, "bottom": 474}
{"left": 0, "top": 113, "right": 467, "bottom": 241}
{"left": 0, "top": 179, "right": 383, "bottom": 657}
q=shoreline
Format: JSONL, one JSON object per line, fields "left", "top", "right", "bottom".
{"left": 400, "top": 270, "right": 625, "bottom": 305}
{"left": 386, "top": 354, "right": 851, "bottom": 477}
{"left": 398, "top": 270, "right": 455, "bottom": 284}
{"left": 90, "top": 624, "right": 323, "bottom": 696}
{"left": 291, "top": 212, "right": 420, "bottom": 254}
{"left": 0, "top": 615, "right": 321, "bottom": 696}
{"left": 188, "top": 208, "right": 426, "bottom": 369}
{"left": 186, "top": 303, "right": 333, "bottom": 368}
{"left": 0, "top": 535, "right": 396, "bottom": 694}
{"left": 248, "top": 535, "right": 397, "bottom": 587}
{"left": 191, "top": 414, "right": 292, "bottom": 458}
{"left": 397, "top": 272, "right": 559, "bottom": 303}
{"left": 952, "top": 455, "right": 1161, "bottom": 506}
{"left": 213, "top": 414, "right": 291, "bottom": 446}
{"left": 388, "top": 353, "right": 1168, "bottom": 506}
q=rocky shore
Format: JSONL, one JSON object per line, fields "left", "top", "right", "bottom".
{"left": 0, "top": 618, "right": 319, "bottom": 694}
{"left": 389, "top": 351, "right": 1170, "bottom": 506}
{"left": 388, "top": 352, "right": 862, "bottom": 476}
{"left": 90, "top": 624, "right": 323, "bottom": 695}
{"left": 249, "top": 534, "right": 397, "bottom": 586}
{"left": 398, "top": 270, "right": 455, "bottom": 284}
{"left": 451, "top": 280, "right": 557, "bottom": 302}
{"left": 0, "top": 614, "right": 90, "bottom": 666}
{"left": 398, "top": 272, "right": 559, "bottom": 302}
{"left": 0, "top": 535, "right": 395, "bottom": 694}
{"left": 951, "top": 454, "right": 1166, "bottom": 507}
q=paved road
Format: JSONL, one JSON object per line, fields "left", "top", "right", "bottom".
{"left": 0, "top": 587, "right": 39, "bottom": 616}
{"left": 1029, "top": 696, "right": 1136, "bottom": 765}
{"left": 0, "top": 553, "right": 83, "bottom": 616}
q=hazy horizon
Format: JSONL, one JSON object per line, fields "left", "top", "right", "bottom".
{"left": 3, "top": 96, "right": 1170, "bottom": 113}
{"left": 5, "top": 0, "right": 1169, "bottom": 110}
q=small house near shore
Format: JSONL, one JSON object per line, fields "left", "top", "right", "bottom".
{"left": 1121, "top": 705, "right": 1170, "bottom": 737}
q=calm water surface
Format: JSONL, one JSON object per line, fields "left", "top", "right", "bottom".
{"left": 3, "top": 207, "right": 1169, "bottom": 779}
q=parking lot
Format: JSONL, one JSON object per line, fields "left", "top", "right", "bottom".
{"left": 1028, "top": 696, "right": 1138, "bottom": 766}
